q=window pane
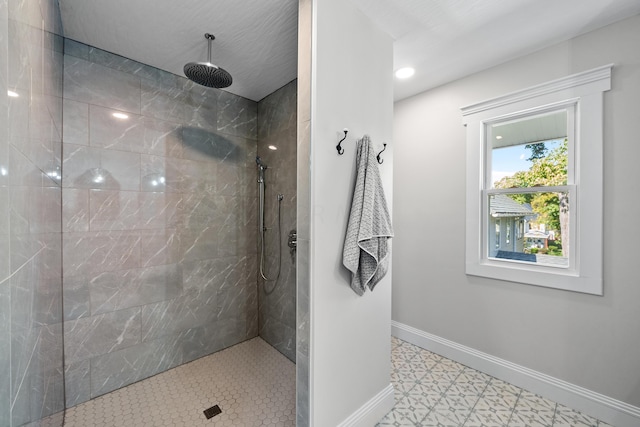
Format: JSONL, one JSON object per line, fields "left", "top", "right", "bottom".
{"left": 490, "top": 110, "right": 568, "bottom": 189}
{"left": 488, "top": 192, "right": 569, "bottom": 268}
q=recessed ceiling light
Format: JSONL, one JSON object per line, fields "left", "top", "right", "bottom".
{"left": 7, "top": 90, "right": 19, "bottom": 98}
{"left": 395, "top": 67, "right": 415, "bottom": 79}
{"left": 112, "top": 112, "right": 129, "bottom": 119}
{"left": 495, "top": 135, "right": 503, "bottom": 140}
{"left": 268, "top": 145, "right": 277, "bottom": 150}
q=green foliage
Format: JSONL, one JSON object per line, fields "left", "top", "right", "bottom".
{"left": 531, "top": 192, "right": 560, "bottom": 232}
{"left": 547, "top": 241, "right": 563, "bottom": 256}
{"left": 494, "top": 139, "right": 569, "bottom": 254}
{"left": 524, "top": 142, "right": 548, "bottom": 160}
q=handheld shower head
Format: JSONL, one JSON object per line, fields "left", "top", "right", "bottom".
{"left": 256, "top": 156, "right": 268, "bottom": 170}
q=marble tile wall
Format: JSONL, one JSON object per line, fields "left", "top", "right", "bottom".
{"left": 256, "top": 80, "right": 297, "bottom": 362}
{"left": 61, "top": 39, "right": 260, "bottom": 407}
{"left": 1, "top": 0, "right": 65, "bottom": 426}
{"left": 296, "top": 0, "right": 312, "bottom": 424}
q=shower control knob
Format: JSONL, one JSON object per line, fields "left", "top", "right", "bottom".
{"left": 288, "top": 230, "right": 297, "bottom": 249}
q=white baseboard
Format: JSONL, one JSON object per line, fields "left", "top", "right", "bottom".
{"left": 336, "top": 383, "right": 395, "bottom": 427}
{"left": 392, "top": 321, "right": 640, "bottom": 427}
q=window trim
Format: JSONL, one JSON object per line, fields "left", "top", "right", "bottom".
{"left": 461, "top": 65, "right": 612, "bottom": 295}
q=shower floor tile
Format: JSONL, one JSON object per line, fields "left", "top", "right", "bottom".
{"left": 62, "top": 337, "right": 295, "bottom": 427}
{"left": 377, "top": 337, "right": 614, "bottom": 427}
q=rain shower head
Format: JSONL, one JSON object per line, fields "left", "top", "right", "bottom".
{"left": 184, "top": 33, "right": 233, "bottom": 89}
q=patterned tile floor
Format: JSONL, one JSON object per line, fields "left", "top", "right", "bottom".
{"left": 61, "top": 337, "right": 295, "bottom": 427}
{"left": 377, "top": 337, "right": 614, "bottom": 427}
{"left": 38, "top": 336, "right": 615, "bottom": 427}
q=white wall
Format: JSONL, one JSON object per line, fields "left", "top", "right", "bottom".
{"left": 302, "top": 0, "right": 395, "bottom": 425}
{"left": 393, "top": 13, "right": 640, "bottom": 410}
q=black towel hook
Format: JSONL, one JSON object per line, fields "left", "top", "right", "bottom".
{"left": 336, "top": 128, "right": 348, "bottom": 155}
{"left": 376, "top": 143, "right": 387, "bottom": 164}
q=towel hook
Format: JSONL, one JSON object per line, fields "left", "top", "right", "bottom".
{"left": 376, "top": 143, "right": 387, "bottom": 164}
{"left": 336, "top": 128, "right": 348, "bottom": 155}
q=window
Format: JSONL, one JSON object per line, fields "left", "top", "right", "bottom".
{"left": 461, "top": 65, "right": 612, "bottom": 295}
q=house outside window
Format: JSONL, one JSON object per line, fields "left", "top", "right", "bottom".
{"left": 461, "top": 65, "right": 611, "bottom": 295}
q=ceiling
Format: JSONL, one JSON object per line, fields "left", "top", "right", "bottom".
{"left": 59, "top": 0, "right": 640, "bottom": 102}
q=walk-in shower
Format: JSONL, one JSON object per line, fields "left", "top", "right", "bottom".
{"left": 256, "top": 156, "right": 283, "bottom": 294}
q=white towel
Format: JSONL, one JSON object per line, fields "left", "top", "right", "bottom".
{"left": 343, "top": 135, "right": 394, "bottom": 296}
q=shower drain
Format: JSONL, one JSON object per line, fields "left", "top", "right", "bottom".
{"left": 203, "top": 404, "right": 222, "bottom": 419}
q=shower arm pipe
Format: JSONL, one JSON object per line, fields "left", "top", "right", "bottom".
{"left": 205, "top": 33, "right": 214, "bottom": 63}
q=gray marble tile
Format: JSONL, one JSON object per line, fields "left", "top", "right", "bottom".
{"left": 217, "top": 90, "right": 257, "bottom": 140}
{"left": 179, "top": 227, "right": 220, "bottom": 262}
{"left": 9, "top": 238, "right": 62, "bottom": 330}
{"left": 63, "top": 274, "right": 90, "bottom": 321}
{"left": 28, "top": 186, "right": 61, "bottom": 233}
{"left": 184, "top": 83, "right": 220, "bottom": 131}
{"left": 64, "top": 359, "right": 90, "bottom": 407}
{"left": 140, "top": 291, "right": 218, "bottom": 342}
{"left": 296, "top": 346, "right": 310, "bottom": 427}
{"left": 0, "top": 234, "right": 8, "bottom": 291}
{"left": 216, "top": 162, "right": 256, "bottom": 197}
{"left": 7, "top": 86, "right": 29, "bottom": 142}
{"left": 62, "top": 98, "right": 88, "bottom": 146}
{"left": 8, "top": 137, "right": 59, "bottom": 187}
{"left": 8, "top": 232, "right": 43, "bottom": 276}
{"left": 62, "top": 188, "right": 89, "bottom": 232}
{"left": 89, "top": 104, "right": 145, "bottom": 152}
{"left": 139, "top": 228, "right": 181, "bottom": 267}
{"left": 142, "top": 116, "right": 183, "bottom": 157}
{"left": 63, "top": 38, "right": 88, "bottom": 60}
{"left": 181, "top": 125, "right": 246, "bottom": 164}
{"left": 29, "top": 94, "right": 62, "bottom": 144}
{"left": 63, "top": 230, "right": 141, "bottom": 276}
{"left": 62, "top": 143, "right": 141, "bottom": 191}
{"left": 8, "top": 186, "right": 29, "bottom": 234}
{"left": 179, "top": 192, "right": 228, "bottom": 230}
{"left": 7, "top": 19, "right": 32, "bottom": 93}
{"left": 88, "top": 189, "right": 139, "bottom": 231}
{"left": 0, "top": 328, "right": 9, "bottom": 427}
{"left": 140, "top": 77, "right": 189, "bottom": 123}
{"left": 215, "top": 278, "right": 251, "bottom": 322}
{"left": 64, "top": 55, "right": 141, "bottom": 114}
{"left": 10, "top": 323, "right": 64, "bottom": 399}
{"left": 89, "top": 333, "right": 185, "bottom": 398}
{"left": 297, "top": 119, "right": 311, "bottom": 240}
{"left": 40, "top": 46, "right": 63, "bottom": 99}
{"left": 89, "top": 45, "right": 186, "bottom": 89}
{"left": 140, "top": 155, "right": 203, "bottom": 193}
{"left": 259, "top": 315, "right": 296, "bottom": 362}
{"left": 179, "top": 318, "right": 245, "bottom": 363}
{"left": 138, "top": 191, "right": 181, "bottom": 229}
{"left": 8, "top": 142, "right": 46, "bottom": 188}
{"left": 258, "top": 80, "right": 297, "bottom": 142}
{"left": 90, "top": 264, "right": 182, "bottom": 315}
{"left": 89, "top": 46, "right": 157, "bottom": 80}
{"left": 181, "top": 256, "right": 241, "bottom": 295}
{"left": 0, "top": 4, "right": 9, "bottom": 424}
{"left": 26, "top": 364, "right": 65, "bottom": 422}
{"left": 178, "top": 322, "right": 227, "bottom": 362}
{"left": 63, "top": 306, "right": 141, "bottom": 364}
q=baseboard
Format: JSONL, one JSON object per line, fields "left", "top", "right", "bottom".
{"left": 336, "top": 383, "right": 395, "bottom": 427}
{"left": 392, "top": 321, "right": 640, "bottom": 427}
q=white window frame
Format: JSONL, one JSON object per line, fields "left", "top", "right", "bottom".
{"left": 461, "top": 64, "right": 612, "bottom": 295}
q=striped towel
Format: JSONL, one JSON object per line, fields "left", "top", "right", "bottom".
{"left": 343, "top": 135, "right": 394, "bottom": 296}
